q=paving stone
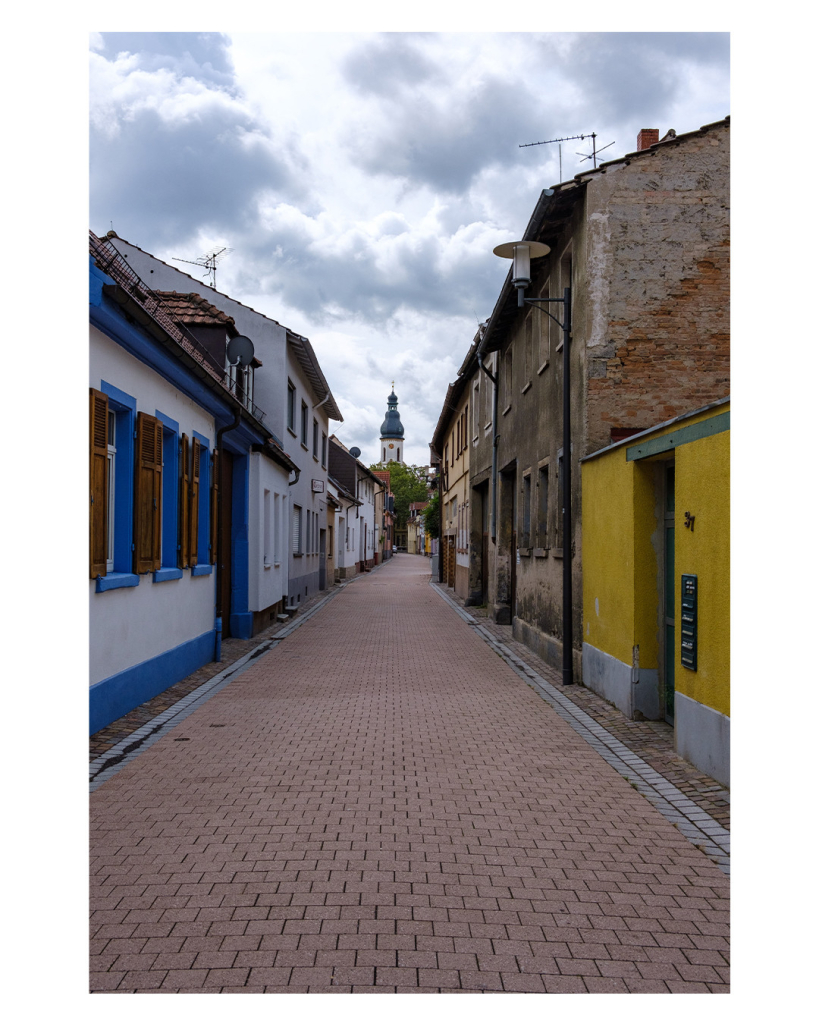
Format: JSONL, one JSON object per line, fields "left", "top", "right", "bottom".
{"left": 90, "top": 556, "right": 729, "bottom": 993}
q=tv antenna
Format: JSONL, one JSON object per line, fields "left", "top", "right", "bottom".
{"left": 172, "top": 246, "right": 233, "bottom": 290}
{"left": 520, "top": 132, "right": 614, "bottom": 177}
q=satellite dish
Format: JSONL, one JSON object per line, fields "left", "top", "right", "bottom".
{"left": 226, "top": 335, "right": 254, "bottom": 367}
{"left": 350, "top": 447, "right": 361, "bottom": 459}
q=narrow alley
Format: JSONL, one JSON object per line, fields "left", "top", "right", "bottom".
{"left": 90, "top": 556, "right": 729, "bottom": 994}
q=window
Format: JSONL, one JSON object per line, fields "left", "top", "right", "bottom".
{"left": 556, "top": 253, "right": 572, "bottom": 354}
{"left": 301, "top": 401, "right": 308, "bottom": 447}
{"left": 274, "top": 492, "right": 283, "bottom": 566}
{"left": 292, "top": 504, "right": 302, "bottom": 554}
{"left": 90, "top": 385, "right": 136, "bottom": 586}
{"left": 522, "top": 472, "right": 532, "bottom": 548}
{"left": 523, "top": 314, "right": 533, "bottom": 388}
{"left": 504, "top": 349, "right": 513, "bottom": 411}
{"left": 313, "top": 418, "right": 319, "bottom": 460}
{"left": 538, "top": 462, "right": 550, "bottom": 549}
{"left": 473, "top": 382, "right": 480, "bottom": 439}
{"left": 105, "top": 409, "right": 116, "bottom": 572}
{"left": 538, "top": 278, "right": 551, "bottom": 370}
{"left": 322, "top": 432, "right": 327, "bottom": 468}
{"left": 179, "top": 431, "right": 211, "bottom": 574}
{"left": 155, "top": 412, "right": 184, "bottom": 581}
{"left": 556, "top": 452, "right": 564, "bottom": 549}
{"left": 264, "top": 489, "right": 271, "bottom": 567}
{"left": 287, "top": 380, "right": 296, "bottom": 432}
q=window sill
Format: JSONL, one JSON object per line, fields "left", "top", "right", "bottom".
{"left": 502, "top": 405, "right": 511, "bottom": 416}
{"left": 534, "top": 547, "right": 549, "bottom": 558}
{"left": 154, "top": 567, "right": 183, "bottom": 582}
{"left": 538, "top": 360, "right": 550, "bottom": 375}
{"left": 95, "top": 572, "right": 139, "bottom": 593}
{"left": 553, "top": 548, "right": 563, "bottom": 558}
{"left": 191, "top": 564, "right": 213, "bottom": 576}
{"left": 287, "top": 426, "right": 297, "bottom": 438}
{"left": 519, "top": 547, "right": 531, "bottom": 557}
{"left": 521, "top": 381, "right": 532, "bottom": 395}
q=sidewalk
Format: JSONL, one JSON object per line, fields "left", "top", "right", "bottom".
{"left": 90, "top": 555, "right": 729, "bottom": 993}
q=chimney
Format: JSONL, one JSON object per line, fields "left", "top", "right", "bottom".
{"left": 637, "top": 128, "right": 660, "bottom": 151}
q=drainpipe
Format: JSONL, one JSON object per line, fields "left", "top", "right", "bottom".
{"left": 214, "top": 408, "right": 241, "bottom": 662}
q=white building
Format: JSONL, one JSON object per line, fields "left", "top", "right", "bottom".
{"left": 103, "top": 232, "right": 343, "bottom": 624}
{"left": 89, "top": 232, "right": 296, "bottom": 732}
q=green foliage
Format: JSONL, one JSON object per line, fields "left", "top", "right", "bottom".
{"left": 370, "top": 461, "right": 428, "bottom": 528}
{"left": 423, "top": 492, "right": 440, "bottom": 539}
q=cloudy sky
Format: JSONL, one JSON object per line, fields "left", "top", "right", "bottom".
{"left": 89, "top": 31, "right": 729, "bottom": 466}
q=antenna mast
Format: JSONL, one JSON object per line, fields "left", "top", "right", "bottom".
{"left": 520, "top": 132, "right": 614, "bottom": 171}
{"left": 172, "top": 246, "right": 233, "bottom": 290}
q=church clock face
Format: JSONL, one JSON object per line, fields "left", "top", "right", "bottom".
{"left": 388, "top": 443, "right": 394, "bottom": 449}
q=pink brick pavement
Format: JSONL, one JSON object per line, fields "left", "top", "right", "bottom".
{"left": 90, "top": 555, "right": 729, "bottom": 993}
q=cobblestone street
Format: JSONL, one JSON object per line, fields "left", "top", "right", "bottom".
{"left": 90, "top": 555, "right": 729, "bottom": 994}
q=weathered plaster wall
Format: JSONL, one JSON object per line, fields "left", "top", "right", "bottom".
{"left": 584, "top": 125, "right": 730, "bottom": 453}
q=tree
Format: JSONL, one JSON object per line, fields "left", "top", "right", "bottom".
{"left": 423, "top": 492, "right": 440, "bottom": 539}
{"left": 370, "top": 462, "right": 428, "bottom": 529}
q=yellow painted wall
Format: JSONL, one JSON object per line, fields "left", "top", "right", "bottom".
{"left": 582, "top": 402, "right": 729, "bottom": 717}
{"left": 582, "top": 456, "right": 638, "bottom": 666}
{"left": 674, "top": 428, "right": 730, "bottom": 716}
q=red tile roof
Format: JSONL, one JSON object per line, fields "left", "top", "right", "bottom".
{"left": 153, "top": 291, "right": 237, "bottom": 331}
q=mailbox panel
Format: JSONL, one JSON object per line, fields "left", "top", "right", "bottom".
{"left": 681, "top": 573, "right": 697, "bottom": 671}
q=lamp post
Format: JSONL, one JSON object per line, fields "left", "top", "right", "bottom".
{"left": 493, "top": 239, "right": 573, "bottom": 686}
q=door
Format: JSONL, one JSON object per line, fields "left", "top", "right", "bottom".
{"left": 663, "top": 464, "right": 676, "bottom": 723}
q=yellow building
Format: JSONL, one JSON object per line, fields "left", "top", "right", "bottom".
{"left": 581, "top": 399, "right": 729, "bottom": 784}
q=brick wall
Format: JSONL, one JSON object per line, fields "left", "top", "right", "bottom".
{"left": 585, "top": 125, "right": 730, "bottom": 451}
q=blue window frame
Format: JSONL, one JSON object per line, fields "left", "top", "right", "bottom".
{"left": 191, "top": 431, "right": 213, "bottom": 575}
{"left": 96, "top": 382, "right": 138, "bottom": 592}
{"left": 154, "top": 411, "right": 183, "bottom": 582}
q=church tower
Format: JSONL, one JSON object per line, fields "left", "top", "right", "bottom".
{"left": 379, "top": 385, "right": 405, "bottom": 464}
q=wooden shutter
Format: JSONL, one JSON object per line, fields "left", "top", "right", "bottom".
{"left": 179, "top": 434, "right": 190, "bottom": 568}
{"left": 209, "top": 448, "right": 219, "bottom": 565}
{"left": 133, "top": 412, "right": 163, "bottom": 573}
{"left": 89, "top": 388, "right": 108, "bottom": 578}
{"left": 189, "top": 436, "right": 201, "bottom": 566}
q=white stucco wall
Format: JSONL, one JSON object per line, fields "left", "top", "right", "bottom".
{"left": 90, "top": 326, "right": 216, "bottom": 686}
{"left": 248, "top": 452, "right": 290, "bottom": 612}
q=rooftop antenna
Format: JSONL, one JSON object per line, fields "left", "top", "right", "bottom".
{"left": 519, "top": 132, "right": 614, "bottom": 174}
{"left": 171, "top": 246, "right": 233, "bottom": 290}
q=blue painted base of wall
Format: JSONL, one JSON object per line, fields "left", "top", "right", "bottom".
{"left": 90, "top": 629, "right": 215, "bottom": 735}
{"left": 230, "top": 611, "right": 253, "bottom": 639}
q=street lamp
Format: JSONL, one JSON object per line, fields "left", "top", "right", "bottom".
{"left": 493, "top": 239, "right": 574, "bottom": 686}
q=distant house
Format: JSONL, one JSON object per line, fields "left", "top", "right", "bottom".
{"left": 431, "top": 333, "right": 480, "bottom": 600}
{"left": 89, "top": 231, "right": 296, "bottom": 733}
{"left": 328, "top": 436, "right": 381, "bottom": 575}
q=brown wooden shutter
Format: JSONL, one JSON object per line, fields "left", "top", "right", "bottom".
{"left": 179, "top": 434, "right": 190, "bottom": 567}
{"left": 89, "top": 388, "right": 109, "bottom": 578}
{"left": 210, "top": 448, "right": 219, "bottom": 565}
{"left": 133, "top": 412, "right": 163, "bottom": 573}
{"left": 189, "top": 436, "right": 201, "bottom": 566}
